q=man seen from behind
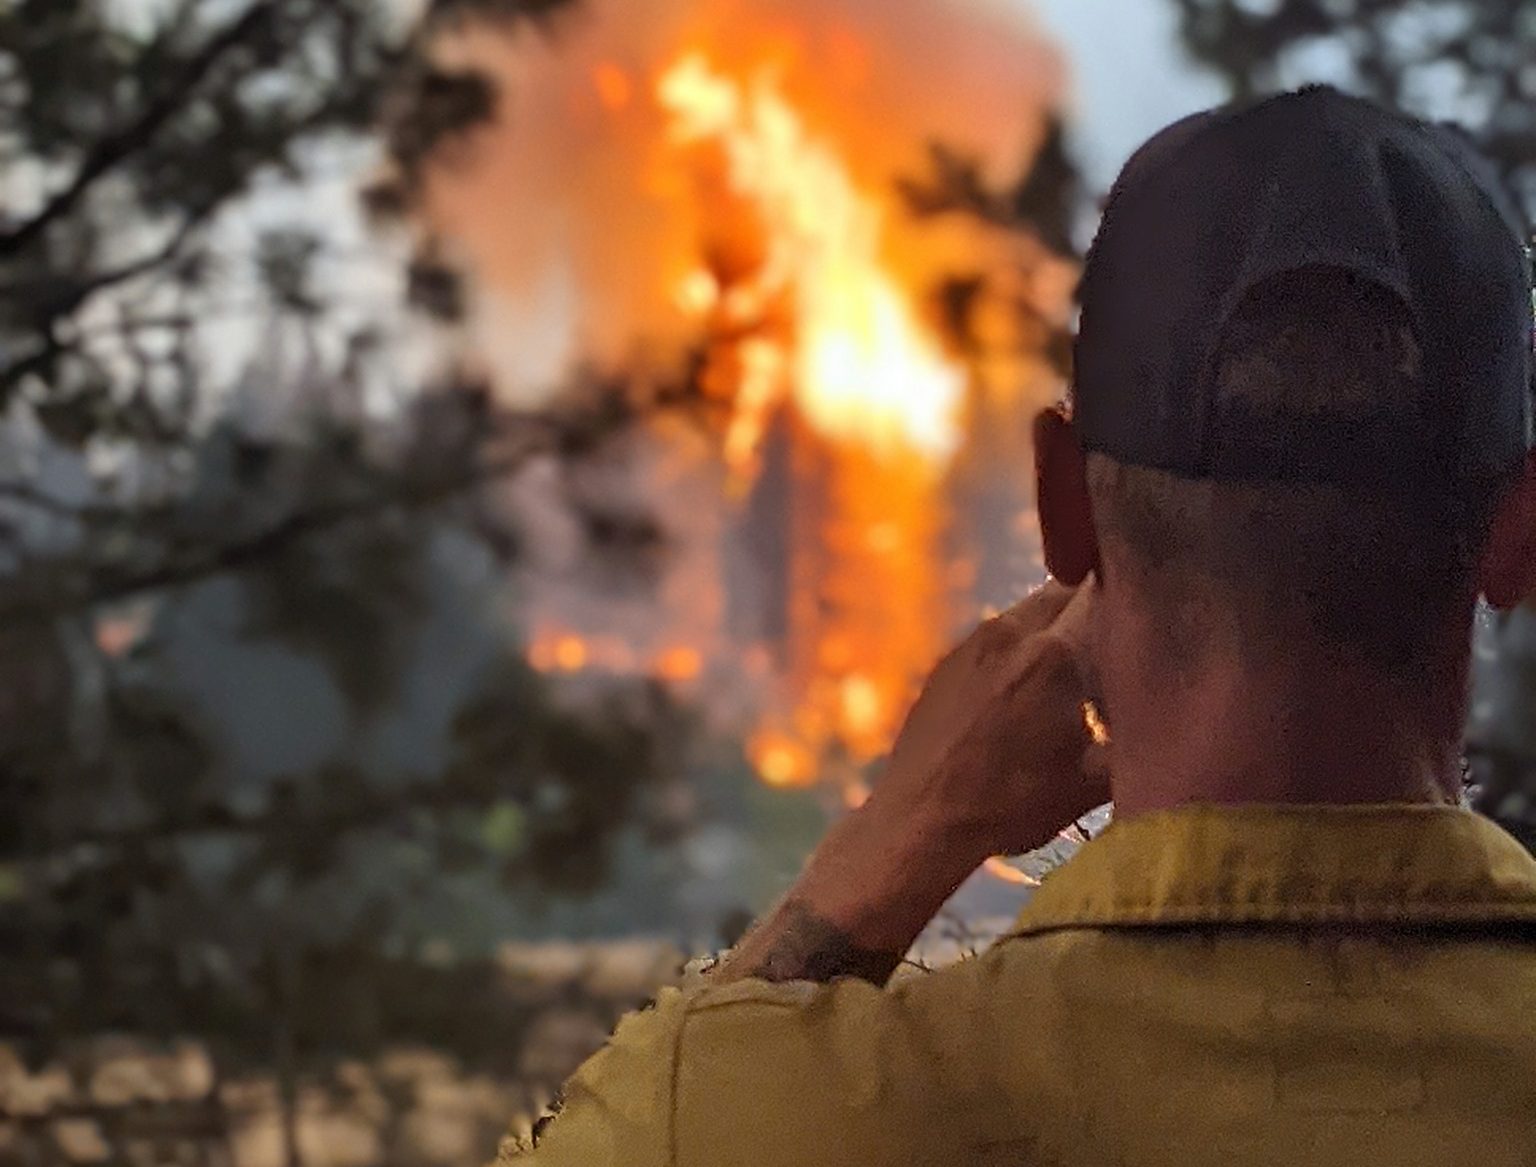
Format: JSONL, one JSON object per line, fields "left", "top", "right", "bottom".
{"left": 509, "top": 86, "right": 1536, "bottom": 1166}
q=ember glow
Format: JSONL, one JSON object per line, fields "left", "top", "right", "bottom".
{"left": 983, "top": 857, "right": 1042, "bottom": 887}
{"left": 1083, "top": 699, "right": 1110, "bottom": 746}
{"left": 528, "top": 630, "right": 705, "bottom": 684}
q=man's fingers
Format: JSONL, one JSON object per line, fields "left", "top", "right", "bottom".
{"left": 1049, "top": 580, "right": 1096, "bottom": 657}
{"left": 994, "top": 578, "right": 1076, "bottom": 639}
{"left": 953, "top": 578, "right": 1079, "bottom": 671}
{"left": 937, "top": 579, "right": 1095, "bottom": 714}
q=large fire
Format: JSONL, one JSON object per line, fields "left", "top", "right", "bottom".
{"left": 430, "top": 1, "right": 1074, "bottom": 826}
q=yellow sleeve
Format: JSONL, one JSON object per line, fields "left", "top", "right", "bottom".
{"left": 671, "top": 977, "right": 967, "bottom": 1167}
{"left": 505, "top": 988, "right": 688, "bottom": 1167}
{"left": 510, "top": 972, "right": 979, "bottom": 1167}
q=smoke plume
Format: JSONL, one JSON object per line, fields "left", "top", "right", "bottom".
{"left": 427, "top": 0, "right": 1066, "bottom": 402}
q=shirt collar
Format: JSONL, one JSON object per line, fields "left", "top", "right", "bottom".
{"left": 1012, "top": 803, "right": 1536, "bottom": 936}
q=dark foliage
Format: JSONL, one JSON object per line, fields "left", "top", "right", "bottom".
{"left": 1172, "top": 0, "right": 1536, "bottom": 217}
{"left": 0, "top": 0, "right": 700, "bottom": 1125}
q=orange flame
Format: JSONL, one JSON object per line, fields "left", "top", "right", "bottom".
{"left": 655, "top": 644, "right": 704, "bottom": 682}
{"left": 592, "top": 62, "right": 634, "bottom": 111}
{"left": 982, "top": 857, "right": 1041, "bottom": 887}
{"left": 528, "top": 633, "right": 593, "bottom": 673}
{"left": 748, "top": 729, "right": 818, "bottom": 789}
{"left": 528, "top": 631, "right": 706, "bottom": 684}
{"left": 1083, "top": 699, "right": 1110, "bottom": 746}
{"left": 659, "top": 53, "right": 962, "bottom": 788}
{"left": 659, "top": 53, "right": 963, "bottom": 471}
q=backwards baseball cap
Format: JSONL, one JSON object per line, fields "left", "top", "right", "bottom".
{"left": 1074, "top": 85, "right": 1533, "bottom": 503}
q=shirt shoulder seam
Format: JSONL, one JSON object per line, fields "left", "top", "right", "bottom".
{"left": 668, "top": 994, "right": 687, "bottom": 1167}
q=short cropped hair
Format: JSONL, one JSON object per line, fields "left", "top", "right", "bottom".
{"left": 1085, "top": 268, "right": 1515, "bottom": 678}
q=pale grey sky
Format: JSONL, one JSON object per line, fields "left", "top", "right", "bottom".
{"left": 1024, "top": 0, "right": 1229, "bottom": 188}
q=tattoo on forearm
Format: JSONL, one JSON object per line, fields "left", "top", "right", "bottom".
{"left": 738, "top": 898, "right": 903, "bottom": 986}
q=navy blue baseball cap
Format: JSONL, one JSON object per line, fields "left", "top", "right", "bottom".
{"left": 1074, "top": 86, "right": 1533, "bottom": 502}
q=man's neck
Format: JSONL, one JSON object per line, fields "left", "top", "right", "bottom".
{"left": 1104, "top": 651, "right": 1466, "bottom": 818}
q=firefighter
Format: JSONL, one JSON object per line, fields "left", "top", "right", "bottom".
{"left": 513, "top": 87, "right": 1536, "bottom": 1166}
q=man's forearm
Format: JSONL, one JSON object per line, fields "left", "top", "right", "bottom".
{"left": 714, "top": 799, "right": 980, "bottom": 986}
{"left": 722, "top": 895, "right": 906, "bottom": 985}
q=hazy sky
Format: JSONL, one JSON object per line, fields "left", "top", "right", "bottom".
{"left": 1024, "top": 0, "right": 1228, "bottom": 188}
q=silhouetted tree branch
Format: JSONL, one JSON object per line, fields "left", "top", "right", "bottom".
{"left": 0, "top": 3, "right": 274, "bottom": 259}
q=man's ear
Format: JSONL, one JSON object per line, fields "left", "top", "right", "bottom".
{"left": 1481, "top": 449, "right": 1536, "bottom": 611}
{"left": 1033, "top": 407, "right": 1100, "bottom": 586}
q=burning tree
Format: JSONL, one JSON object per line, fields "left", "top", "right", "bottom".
{"left": 427, "top": 1, "right": 1082, "bottom": 816}
{"left": 655, "top": 54, "right": 968, "bottom": 796}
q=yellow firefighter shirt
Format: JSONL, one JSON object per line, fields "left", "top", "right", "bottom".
{"left": 505, "top": 804, "right": 1536, "bottom": 1166}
